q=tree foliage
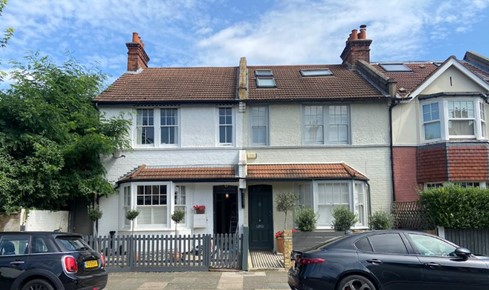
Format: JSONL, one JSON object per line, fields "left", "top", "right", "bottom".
{"left": 0, "top": 54, "right": 130, "bottom": 213}
{"left": 0, "top": 0, "right": 14, "bottom": 49}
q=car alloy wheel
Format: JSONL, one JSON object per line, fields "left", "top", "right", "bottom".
{"left": 22, "top": 279, "right": 55, "bottom": 290}
{"left": 338, "top": 275, "right": 376, "bottom": 290}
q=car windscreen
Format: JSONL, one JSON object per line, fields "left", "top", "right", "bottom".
{"left": 56, "top": 236, "right": 91, "bottom": 251}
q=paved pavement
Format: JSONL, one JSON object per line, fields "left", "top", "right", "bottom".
{"left": 105, "top": 270, "right": 290, "bottom": 289}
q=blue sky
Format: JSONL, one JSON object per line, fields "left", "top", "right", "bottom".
{"left": 1, "top": 0, "right": 489, "bottom": 86}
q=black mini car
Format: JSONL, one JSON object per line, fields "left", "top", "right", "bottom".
{"left": 288, "top": 230, "right": 489, "bottom": 290}
{"left": 0, "top": 231, "right": 107, "bottom": 290}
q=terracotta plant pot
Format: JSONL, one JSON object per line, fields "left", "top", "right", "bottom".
{"left": 276, "top": 237, "right": 284, "bottom": 254}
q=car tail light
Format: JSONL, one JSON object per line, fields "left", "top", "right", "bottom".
{"left": 100, "top": 252, "right": 106, "bottom": 267}
{"left": 63, "top": 255, "right": 78, "bottom": 273}
{"left": 297, "top": 257, "right": 325, "bottom": 265}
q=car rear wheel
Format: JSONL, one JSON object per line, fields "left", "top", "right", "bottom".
{"left": 21, "top": 278, "right": 55, "bottom": 290}
{"left": 338, "top": 275, "right": 376, "bottom": 290}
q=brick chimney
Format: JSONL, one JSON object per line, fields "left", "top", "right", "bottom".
{"left": 126, "top": 32, "right": 150, "bottom": 72}
{"left": 340, "top": 25, "right": 372, "bottom": 68}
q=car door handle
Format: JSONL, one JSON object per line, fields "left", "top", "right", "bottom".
{"left": 10, "top": 261, "right": 25, "bottom": 266}
{"left": 424, "top": 262, "right": 441, "bottom": 268}
{"left": 367, "top": 259, "right": 383, "bottom": 264}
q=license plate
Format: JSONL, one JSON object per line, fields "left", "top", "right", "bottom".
{"left": 84, "top": 260, "right": 98, "bottom": 269}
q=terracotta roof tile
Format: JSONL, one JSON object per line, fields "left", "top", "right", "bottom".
{"left": 371, "top": 62, "right": 439, "bottom": 98}
{"left": 247, "top": 163, "right": 367, "bottom": 180}
{"left": 118, "top": 163, "right": 367, "bottom": 182}
{"left": 119, "top": 165, "right": 237, "bottom": 182}
{"left": 95, "top": 67, "right": 238, "bottom": 103}
{"left": 248, "top": 65, "right": 384, "bottom": 101}
{"left": 447, "top": 145, "right": 489, "bottom": 181}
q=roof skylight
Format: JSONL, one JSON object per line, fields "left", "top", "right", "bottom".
{"left": 255, "top": 69, "right": 273, "bottom": 77}
{"left": 380, "top": 64, "right": 412, "bottom": 72}
{"left": 300, "top": 69, "right": 333, "bottom": 77}
{"left": 256, "top": 78, "right": 276, "bottom": 88}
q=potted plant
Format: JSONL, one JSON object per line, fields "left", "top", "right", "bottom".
{"left": 193, "top": 205, "right": 206, "bottom": 214}
{"left": 171, "top": 209, "right": 185, "bottom": 261}
{"left": 88, "top": 206, "right": 103, "bottom": 236}
{"left": 275, "top": 192, "right": 297, "bottom": 253}
{"left": 332, "top": 206, "right": 357, "bottom": 232}
{"left": 125, "top": 209, "right": 140, "bottom": 235}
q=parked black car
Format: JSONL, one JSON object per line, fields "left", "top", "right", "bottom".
{"left": 288, "top": 230, "right": 489, "bottom": 290}
{"left": 0, "top": 231, "right": 107, "bottom": 290}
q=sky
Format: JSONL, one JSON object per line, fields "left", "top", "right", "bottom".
{"left": 1, "top": 0, "right": 489, "bottom": 86}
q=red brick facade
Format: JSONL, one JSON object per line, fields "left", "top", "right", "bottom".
{"left": 393, "top": 147, "right": 419, "bottom": 201}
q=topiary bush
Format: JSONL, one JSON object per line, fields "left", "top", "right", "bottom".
{"left": 369, "top": 210, "right": 393, "bottom": 230}
{"left": 332, "top": 206, "right": 357, "bottom": 231}
{"left": 294, "top": 206, "right": 318, "bottom": 232}
{"left": 420, "top": 184, "right": 489, "bottom": 229}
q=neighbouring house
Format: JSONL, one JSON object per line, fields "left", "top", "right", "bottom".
{"left": 93, "top": 26, "right": 489, "bottom": 252}
{"left": 356, "top": 52, "right": 489, "bottom": 202}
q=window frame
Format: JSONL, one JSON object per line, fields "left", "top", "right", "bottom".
{"left": 249, "top": 106, "right": 269, "bottom": 146}
{"left": 420, "top": 98, "right": 487, "bottom": 142}
{"left": 136, "top": 108, "right": 155, "bottom": 146}
{"left": 312, "top": 180, "right": 368, "bottom": 229}
{"left": 303, "top": 104, "right": 350, "bottom": 145}
{"left": 422, "top": 102, "right": 442, "bottom": 141}
{"left": 218, "top": 106, "right": 234, "bottom": 146}
{"left": 160, "top": 108, "right": 179, "bottom": 146}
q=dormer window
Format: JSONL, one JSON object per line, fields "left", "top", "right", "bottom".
{"left": 255, "top": 69, "right": 276, "bottom": 88}
{"left": 300, "top": 69, "right": 333, "bottom": 77}
{"left": 380, "top": 63, "right": 412, "bottom": 72}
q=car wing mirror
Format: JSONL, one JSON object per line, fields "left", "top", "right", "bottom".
{"left": 454, "top": 247, "right": 471, "bottom": 259}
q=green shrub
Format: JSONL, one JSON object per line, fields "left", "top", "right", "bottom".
{"left": 332, "top": 206, "right": 357, "bottom": 231}
{"left": 369, "top": 210, "right": 393, "bottom": 230}
{"left": 420, "top": 184, "right": 489, "bottom": 229}
{"left": 294, "top": 206, "right": 318, "bottom": 232}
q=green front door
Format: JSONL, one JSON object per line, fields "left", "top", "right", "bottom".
{"left": 248, "top": 185, "right": 273, "bottom": 250}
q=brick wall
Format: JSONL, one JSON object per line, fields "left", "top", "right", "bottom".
{"left": 393, "top": 147, "right": 419, "bottom": 201}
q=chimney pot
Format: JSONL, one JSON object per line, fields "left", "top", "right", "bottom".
{"left": 132, "top": 32, "right": 139, "bottom": 43}
{"left": 359, "top": 25, "right": 367, "bottom": 39}
{"left": 351, "top": 30, "right": 358, "bottom": 40}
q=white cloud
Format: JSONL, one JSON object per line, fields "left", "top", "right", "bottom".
{"left": 1, "top": 0, "right": 488, "bottom": 79}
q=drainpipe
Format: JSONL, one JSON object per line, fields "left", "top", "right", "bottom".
{"left": 389, "top": 97, "right": 400, "bottom": 202}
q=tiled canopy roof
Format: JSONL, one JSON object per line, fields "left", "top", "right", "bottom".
{"left": 247, "top": 65, "right": 384, "bottom": 101}
{"left": 118, "top": 163, "right": 367, "bottom": 183}
{"left": 119, "top": 165, "right": 237, "bottom": 182}
{"left": 95, "top": 67, "right": 238, "bottom": 103}
{"left": 246, "top": 163, "right": 367, "bottom": 180}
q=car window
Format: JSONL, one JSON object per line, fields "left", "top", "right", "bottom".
{"left": 31, "top": 237, "right": 50, "bottom": 253}
{"left": 368, "top": 233, "right": 408, "bottom": 254}
{"left": 0, "top": 236, "right": 29, "bottom": 256}
{"left": 56, "top": 236, "right": 91, "bottom": 251}
{"left": 355, "top": 237, "right": 373, "bottom": 252}
{"left": 408, "top": 233, "right": 457, "bottom": 257}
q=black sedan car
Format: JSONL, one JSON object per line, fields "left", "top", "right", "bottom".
{"left": 0, "top": 231, "right": 107, "bottom": 290}
{"left": 288, "top": 230, "right": 489, "bottom": 290}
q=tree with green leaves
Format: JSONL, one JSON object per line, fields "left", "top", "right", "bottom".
{"left": 0, "top": 0, "right": 13, "bottom": 48}
{"left": 0, "top": 54, "right": 130, "bottom": 213}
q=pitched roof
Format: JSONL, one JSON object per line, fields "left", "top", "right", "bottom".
{"left": 119, "top": 165, "right": 237, "bottom": 182}
{"left": 95, "top": 67, "right": 238, "bottom": 104}
{"left": 117, "top": 163, "right": 367, "bottom": 182}
{"left": 370, "top": 62, "right": 439, "bottom": 98}
{"left": 246, "top": 163, "right": 367, "bottom": 180}
{"left": 248, "top": 65, "right": 384, "bottom": 101}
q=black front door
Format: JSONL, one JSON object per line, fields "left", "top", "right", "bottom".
{"left": 248, "top": 185, "right": 273, "bottom": 251}
{"left": 213, "top": 185, "right": 238, "bottom": 234}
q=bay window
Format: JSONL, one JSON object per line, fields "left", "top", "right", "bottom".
{"left": 421, "top": 98, "right": 487, "bottom": 142}
{"left": 137, "top": 185, "right": 168, "bottom": 226}
{"left": 314, "top": 181, "right": 368, "bottom": 229}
